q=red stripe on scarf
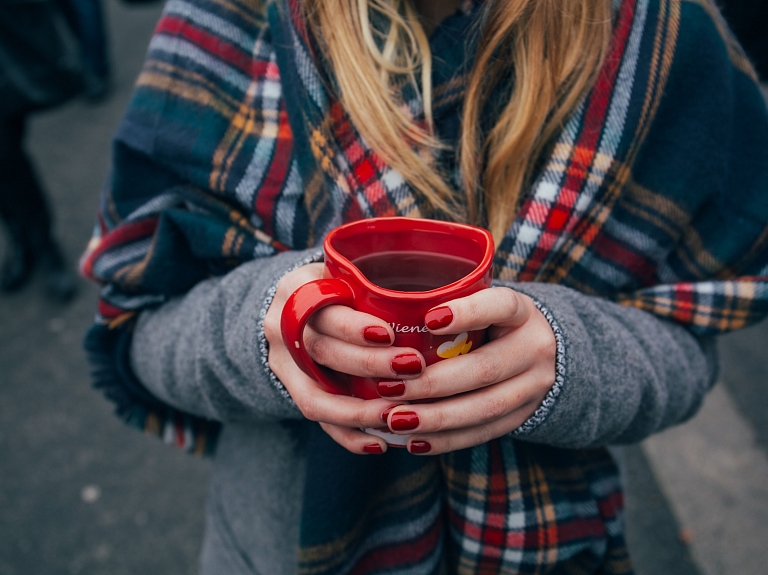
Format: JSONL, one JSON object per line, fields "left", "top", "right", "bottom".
{"left": 328, "top": 101, "right": 399, "bottom": 217}
{"left": 453, "top": 516, "right": 609, "bottom": 550}
{"left": 156, "top": 17, "right": 272, "bottom": 77}
{"left": 597, "top": 490, "right": 625, "bottom": 519}
{"left": 287, "top": 0, "right": 310, "bottom": 46}
{"left": 255, "top": 106, "right": 294, "bottom": 237}
{"left": 518, "top": 0, "right": 637, "bottom": 281}
{"left": 672, "top": 284, "right": 697, "bottom": 323}
{"left": 327, "top": 102, "right": 367, "bottom": 221}
{"left": 82, "top": 217, "right": 159, "bottom": 280}
{"left": 366, "top": 156, "right": 399, "bottom": 215}
{"left": 555, "top": 518, "right": 609, "bottom": 544}
{"left": 98, "top": 300, "right": 130, "bottom": 319}
{"left": 592, "top": 233, "right": 656, "bottom": 283}
{"left": 476, "top": 441, "right": 508, "bottom": 570}
{"left": 347, "top": 516, "right": 442, "bottom": 575}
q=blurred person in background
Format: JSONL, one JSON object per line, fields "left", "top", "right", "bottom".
{"left": 59, "top": 0, "right": 112, "bottom": 101}
{"left": 0, "top": 0, "right": 81, "bottom": 301}
{"left": 80, "top": 0, "right": 768, "bottom": 574}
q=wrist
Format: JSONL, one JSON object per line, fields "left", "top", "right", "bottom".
{"left": 511, "top": 296, "right": 566, "bottom": 436}
{"left": 258, "top": 249, "right": 324, "bottom": 403}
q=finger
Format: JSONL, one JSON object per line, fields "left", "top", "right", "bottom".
{"left": 269, "top": 343, "right": 397, "bottom": 428}
{"left": 303, "top": 325, "right": 425, "bottom": 379}
{"left": 273, "top": 262, "right": 326, "bottom": 304}
{"left": 319, "top": 422, "right": 388, "bottom": 455}
{"left": 404, "top": 408, "right": 535, "bottom": 455}
{"left": 385, "top": 369, "right": 548, "bottom": 434}
{"left": 379, "top": 334, "right": 538, "bottom": 400}
{"left": 264, "top": 263, "right": 325, "bottom": 345}
{"left": 424, "top": 287, "right": 533, "bottom": 334}
{"left": 309, "top": 305, "right": 394, "bottom": 346}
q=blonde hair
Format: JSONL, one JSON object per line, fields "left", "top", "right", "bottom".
{"left": 303, "top": 0, "right": 612, "bottom": 243}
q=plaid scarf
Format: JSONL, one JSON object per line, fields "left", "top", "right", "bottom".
{"left": 81, "top": 0, "right": 768, "bottom": 573}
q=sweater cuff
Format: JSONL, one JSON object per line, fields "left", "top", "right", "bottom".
{"left": 510, "top": 296, "right": 566, "bottom": 436}
{"left": 256, "top": 249, "right": 324, "bottom": 404}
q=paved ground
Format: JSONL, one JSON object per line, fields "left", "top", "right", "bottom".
{"left": 1, "top": 2, "right": 767, "bottom": 574}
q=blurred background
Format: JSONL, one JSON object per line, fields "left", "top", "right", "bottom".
{"left": 0, "top": 1, "right": 766, "bottom": 574}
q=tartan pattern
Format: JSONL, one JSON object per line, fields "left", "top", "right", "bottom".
{"left": 80, "top": 0, "right": 768, "bottom": 572}
{"left": 296, "top": 431, "right": 446, "bottom": 575}
{"left": 442, "top": 443, "right": 630, "bottom": 575}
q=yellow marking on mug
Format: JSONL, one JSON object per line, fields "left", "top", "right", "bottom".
{"left": 295, "top": 341, "right": 300, "bottom": 349}
{"left": 437, "top": 333, "right": 473, "bottom": 359}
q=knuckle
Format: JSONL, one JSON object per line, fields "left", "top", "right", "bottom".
{"left": 339, "top": 318, "right": 359, "bottom": 342}
{"left": 263, "top": 315, "right": 280, "bottom": 343}
{"left": 437, "top": 435, "right": 460, "bottom": 455}
{"left": 474, "top": 353, "right": 501, "bottom": 386}
{"left": 418, "top": 370, "right": 438, "bottom": 398}
{"left": 530, "top": 334, "right": 556, "bottom": 369}
{"left": 430, "top": 408, "right": 447, "bottom": 432}
{"left": 351, "top": 408, "right": 368, "bottom": 429}
{"left": 273, "top": 281, "right": 287, "bottom": 301}
{"left": 504, "top": 289, "right": 521, "bottom": 316}
{"left": 465, "top": 298, "right": 482, "bottom": 324}
{"left": 535, "top": 364, "right": 556, "bottom": 392}
{"left": 297, "top": 396, "right": 320, "bottom": 421}
{"left": 480, "top": 394, "right": 508, "bottom": 422}
{"left": 305, "top": 334, "right": 328, "bottom": 365}
{"left": 535, "top": 329, "right": 556, "bottom": 358}
{"left": 313, "top": 308, "right": 360, "bottom": 343}
{"left": 531, "top": 324, "right": 547, "bottom": 345}
{"left": 266, "top": 348, "right": 286, "bottom": 379}
{"left": 363, "top": 351, "right": 379, "bottom": 376}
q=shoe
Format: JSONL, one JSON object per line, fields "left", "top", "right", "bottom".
{"left": 0, "top": 232, "right": 77, "bottom": 302}
{"left": 0, "top": 239, "right": 34, "bottom": 292}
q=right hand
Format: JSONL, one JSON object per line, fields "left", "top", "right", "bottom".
{"left": 262, "top": 263, "right": 423, "bottom": 454}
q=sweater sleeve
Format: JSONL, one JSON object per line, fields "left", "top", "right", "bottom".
{"left": 129, "top": 248, "right": 322, "bottom": 424}
{"left": 505, "top": 281, "right": 718, "bottom": 449}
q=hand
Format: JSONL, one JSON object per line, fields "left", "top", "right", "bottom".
{"left": 379, "top": 287, "right": 556, "bottom": 455}
{"left": 263, "top": 263, "right": 427, "bottom": 454}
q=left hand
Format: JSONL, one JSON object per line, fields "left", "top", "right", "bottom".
{"left": 381, "top": 287, "right": 557, "bottom": 455}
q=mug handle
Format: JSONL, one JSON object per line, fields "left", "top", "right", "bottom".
{"left": 280, "top": 278, "right": 355, "bottom": 395}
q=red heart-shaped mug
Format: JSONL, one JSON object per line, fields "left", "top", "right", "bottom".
{"left": 280, "top": 217, "right": 494, "bottom": 445}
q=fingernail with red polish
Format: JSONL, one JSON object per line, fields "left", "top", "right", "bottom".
{"left": 390, "top": 411, "right": 419, "bottom": 431}
{"left": 424, "top": 306, "right": 454, "bottom": 330}
{"left": 378, "top": 380, "right": 405, "bottom": 398}
{"left": 364, "top": 326, "right": 391, "bottom": 344}
{"left": 409, "top": 440, "right": 432, "bottom": 454}
{"left": 391, "top": 353, "right": 422, "bottom": 376}
{"left": 380, "top": 404, "right": 402, "bottom": 423}
{"left": 363, "top": 443, "right": 384, "bottom": 454}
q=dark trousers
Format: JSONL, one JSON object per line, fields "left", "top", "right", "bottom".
{"left": 58, "top": 0, "right": 109, "bottom": 79}
{"left": 0, "top": 114, "right": 53, "bottom": 247}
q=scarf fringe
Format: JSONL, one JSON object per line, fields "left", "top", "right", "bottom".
{"left": 84, "top": 324, "right": 220, "bottom": 456}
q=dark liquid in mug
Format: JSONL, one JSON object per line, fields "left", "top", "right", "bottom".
{"left": 353, "top": 251, "right": 478, "bottom": 292}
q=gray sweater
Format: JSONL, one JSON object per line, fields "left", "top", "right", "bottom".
{"left": 130, "top": 248, "right": 718, "bottom": 575}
